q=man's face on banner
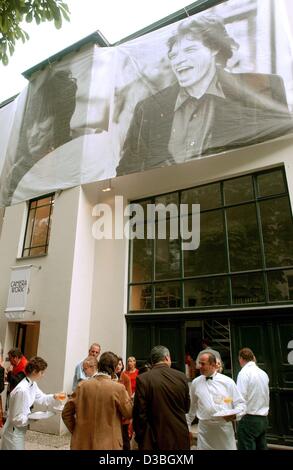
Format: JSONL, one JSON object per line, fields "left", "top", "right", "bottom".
{"left": 26, "top": 116, "right": 55, "bottom": 159}
{"left": 168, "top": 35, "right": 217, "bottom": 90}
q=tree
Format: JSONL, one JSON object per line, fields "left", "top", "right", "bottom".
{"left": 0, "top": 0, "right": 70, "bottom": 65}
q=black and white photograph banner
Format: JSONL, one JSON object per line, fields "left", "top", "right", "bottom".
{"left": 0, "top": 0, "right": 293, "bottom": 207}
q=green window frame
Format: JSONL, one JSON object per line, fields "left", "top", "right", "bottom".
{"left": 128, "top": 167, "right": 293, "bottom": 312}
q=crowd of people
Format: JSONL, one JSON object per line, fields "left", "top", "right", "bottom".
{"left": 0, "top": 342, "right": 270, "bottom": 451}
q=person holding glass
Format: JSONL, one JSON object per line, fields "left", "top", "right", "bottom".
{"left": 186, "top": 351, "right": 246, "bottom": 450}
{"left": 0, "top": 356, "right": 63, "bottom": 450}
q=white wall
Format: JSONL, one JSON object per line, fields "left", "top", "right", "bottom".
{"left": 0, "top": 135, "right": 292, "bottom": 434}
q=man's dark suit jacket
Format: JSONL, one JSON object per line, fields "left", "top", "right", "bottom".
{"left": 133, "top": 363, "right": 190, "bottom": 450}
{"left": 117, "top": 70, "right": 292, "bottom": 176}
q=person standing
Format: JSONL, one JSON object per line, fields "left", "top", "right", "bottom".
{"left": 186, "top": 351, "right": 246, "bottom": 450}
{"left": 133, "top": 345, "right": 190, "bottom": 450}
{"left": 195, "top": 338, "right": 222, "bottom": 369}
{"left": 62, "top": 352, "right": 133, "bottom": 450}
{"left": 115, "top": 357, "right": 132, "bottom": 450}
{"left": 0, "top": 356, "right": 62, "bottom": 450}
{"left": 72, "top": 343, "right": 101, "bottom": 391}
{"left": 236, "top": 347, "right": 270, "bottom": 450}
{"left": 124, "top": 356, "right": 139, "bottom": 396}
{"left": 6, "top": 348, "right": 28, "bottom": 393}
{"left": 0, "top": 362, "right": 4, "bottom": 427}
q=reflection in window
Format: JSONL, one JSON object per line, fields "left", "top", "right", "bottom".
{"left": 260, "top": 198, "right": 293, "bottom": 267}
{"left": 184, "top": 210, "right": 226, "bottom": 276}
{"left": 128, "top": 167, "right": 293, "bottom": 312}
{"left": 267, "top": 270, "right": 293, "bottom": 301}
{"left": 184, "top": 278, "right": 228, "bottom": 307}
{"left": 257, "top": 169, "right": 285, "bottom": 197}
{"left": 227, "top": 204, "right": 261, "bottom": 271}
{"left": 231, "top": 273, "right": 265, "bottom": 304}
{"left": 181, "top": 183, "right": 221, "bottom": 211}
{"left": 155, "top": 218, "right": 180, "bottom": 280}
{"left": 129, "top": 284, "right": 152, "bottom": 311}
{"left": 130, "top": 232, "right": 152, "bottom": 283}
{"left": 224, "top": 175, "right": 253, "bottom": 205}
{"left": 22, "top": 194, "right": 54, "bottom": 257}
{"left": 155, "top": 283, "right": 180, "bottom": 309}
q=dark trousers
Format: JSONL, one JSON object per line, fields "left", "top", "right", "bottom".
{"left": 122, "top": 424, "right": 130, "bottom": 451}
{"left": 237, "top": 414, "right": 268, "bottom": 450}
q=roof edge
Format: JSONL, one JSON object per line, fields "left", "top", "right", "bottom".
{"left": 22, "top": 30, "right": 110, "bottom": 79}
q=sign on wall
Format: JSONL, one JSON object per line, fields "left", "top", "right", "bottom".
{"left": 0, "top": 0, "right": 292, "bottom": 207}
{"left": 5, "top": 265, "right": 32, "bottom": 319}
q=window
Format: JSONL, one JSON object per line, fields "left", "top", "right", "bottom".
{"left": 128, "top": 167, "right": 293, "bottom": 311}
{"left": 22, "top": 194, "right": 54, "bottom": 257}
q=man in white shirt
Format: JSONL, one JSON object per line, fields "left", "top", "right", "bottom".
{"left": 186, "top": 351, "right": 246, "bottom": 450}
{"left": 236, "top": 347, "right": 269, "bottom": 450}
{"left": 72, "top": 343, "right": 101, "bottom": 391}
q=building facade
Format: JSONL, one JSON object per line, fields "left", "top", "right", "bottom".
{"left": 0, "top": 0, "right": 292, "bottom": 445}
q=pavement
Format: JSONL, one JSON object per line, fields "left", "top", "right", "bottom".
{"left": 0, "top": 425, "right": 198, "bottom": 451}
{"left": 0, "top": 427, "right": 71, "bottom": 450}
{"left": 25, "top": 430, "right": 71, "bottom": 450}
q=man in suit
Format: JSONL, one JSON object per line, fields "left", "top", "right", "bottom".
{"left": 117, "top": 13, "right": 292, "bottom": 176}
{"left": 133, "top": 345, "right": 190, "bottom": 450}
{"left": 62, "top": 351, "right": 133, "bottom": 450}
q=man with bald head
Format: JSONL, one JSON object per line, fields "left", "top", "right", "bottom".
{"left": 72, "top": 343, "right": 101, "bottom": 391}
{"left": 186, "top": 351, "right": 246, "bottom": 450}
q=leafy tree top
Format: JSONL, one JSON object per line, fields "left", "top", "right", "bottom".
{"left": 0, "top": 0, "right": 70, "bottom": 65}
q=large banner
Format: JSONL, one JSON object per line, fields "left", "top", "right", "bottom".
{"left": 0, "top": 0, "right": 293, "bottom": 207}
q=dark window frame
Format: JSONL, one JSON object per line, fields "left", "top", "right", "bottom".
{"left": 22, "top": 193, "right": 54, "bottom": 258}
{"left": 128, "top": 167, "right": 293, "bottom": 312}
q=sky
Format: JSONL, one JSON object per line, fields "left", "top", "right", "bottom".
{"left": 0, "top": 0, "right": 192, "bottom": 103}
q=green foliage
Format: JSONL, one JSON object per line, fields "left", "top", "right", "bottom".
{"left": 0, "top": 0, "right": 70, "bottom": 65}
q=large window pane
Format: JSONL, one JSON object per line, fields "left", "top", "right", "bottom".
{"left": 184, "top": 209, "right": 226, "bottom": 276}
{"left": 155, "top": 218, "right": 180, "bottom": 280}
{"left": 22, "top": 194, "right": 54, "bottom": 257}
{"left": 257, "top": 169, "right": 285, "bottom": 197}
{"left": 224, "top": 175, "right": 253, "bottom": 205}
{"left": 260, "top": 198, "right": 293, "bottom": 267}
{"left": 130, "top": 234, "right": 152, "bottom": 283}
{"left": 129, "top": 284, "right": 152, "bottom": 311}
{"left": 267, "top": 269, "right": 293, "bottom": 301}
{"left": 184, "top": 277, "right": 228, "bottom": 307}
{"left": 181, "top": 183, "right": 221, "bottom": 211}
{"left": 155, "top": 192, "right": 179, "bottom": 207}
{"left": 155, "top": 282, "right": 181, "bottom": 309}
{"left": 227, "top": 203, "right": 261, "bottom": 271}
{"left": 30, "top": 206, "right": 50, "bottom": 247}
{"left": 231, "top": 273, "right": 265, "bottom": 304}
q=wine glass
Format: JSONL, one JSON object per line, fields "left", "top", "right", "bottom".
{"left": 213, "top": 394, "right": 224, "bottom": 412}
{"left": 54, "top": 391, "right": 67, "bottom": 410}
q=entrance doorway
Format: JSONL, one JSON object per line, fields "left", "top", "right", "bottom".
{"left": 12, "top": 322, "right": 40, "bottom": 359}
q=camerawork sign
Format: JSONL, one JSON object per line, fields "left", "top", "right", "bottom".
{"left": 5, "top": 265, "right": 32, "bottom": 319}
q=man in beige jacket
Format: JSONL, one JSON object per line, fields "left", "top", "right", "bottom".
{"left": 62, "top": 351, "right": 133, "bottom": 450}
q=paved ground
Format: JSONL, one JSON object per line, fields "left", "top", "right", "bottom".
{"left": 0, "top": 426, "right": 198, "bottom": 450}
{"left": 25, "top": 430, "right": 71, "bottom": 450}
{"left": 0, "top": 428, "right": 71, "bottom": 450}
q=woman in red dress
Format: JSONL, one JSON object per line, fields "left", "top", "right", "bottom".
{"left": 124, "top": 356, "right": 139, "bottom": 396}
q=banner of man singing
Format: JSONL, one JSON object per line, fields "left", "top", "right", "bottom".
{"left": 0, "top": 0, "right": 292, "bottom": 207}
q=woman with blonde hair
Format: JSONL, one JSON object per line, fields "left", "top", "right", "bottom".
{"left": 124, "top": 356, "right": 139, "bottom": 396}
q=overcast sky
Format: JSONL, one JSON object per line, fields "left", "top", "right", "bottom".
{"left": 0, "top": 0, "right": 191, "bottom": 103}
